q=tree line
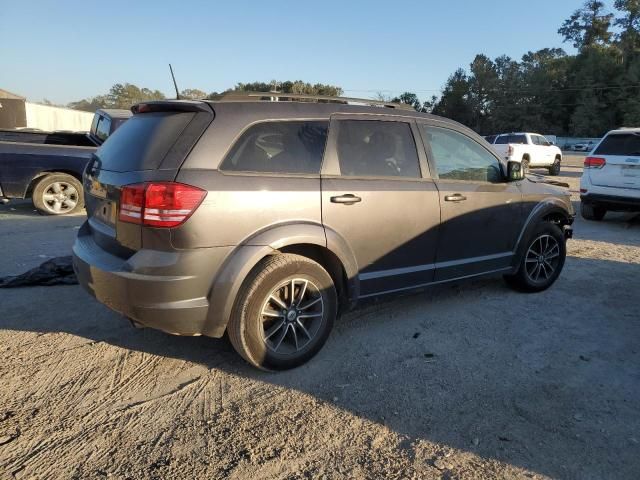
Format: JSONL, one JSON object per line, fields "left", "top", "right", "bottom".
{"left": 403, "top": 0, "right": 640, "bottom": 137}
{"left": 67, "top": 81, "right": 343, "bottom": 112}
{"left": 67, "top": 1, "right": 640, "bottom": 137}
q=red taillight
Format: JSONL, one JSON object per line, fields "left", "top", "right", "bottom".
{"left": 584, "top": 156, "right": 606, "bottom": 169}
{"left": 119, "top": 182, "right": 206, "bottom": 228}
{"left": 119, "top": 184, "right": 145, "bottom": 224}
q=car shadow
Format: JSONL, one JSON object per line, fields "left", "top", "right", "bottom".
{"left": 0, "top": 199, "right": 86, "bottom": 219}
{"left": 1, "top": 253, "right": 639, "bottom": 479}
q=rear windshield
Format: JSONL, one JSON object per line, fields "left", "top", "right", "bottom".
{"left": 95, "top": 112, "right": 194, "bottom": 172}
{"left": 594, "top": 133, "right": 640, "bottom": 156}
{"left": 495, "top": 134, "right": 527, "bottom": 145}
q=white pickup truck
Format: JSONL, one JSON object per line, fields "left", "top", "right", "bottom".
{"left": 485, "top": 133, "right": 563, "bottom": 176}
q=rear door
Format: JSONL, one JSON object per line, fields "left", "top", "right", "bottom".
{"left": 321, "top": 115, "right": 440, "bottom": 297}
{"left": 531, "top": 135, "right": 551, "bottom": 165}
{"left": 83, "top": 103, "right": 214, "bottom": 256}
{"left": 418, "top": 123, "right": 524, "bottom": 281}
{"left": 589, "top": 132, "right": 640, "bottom": 190}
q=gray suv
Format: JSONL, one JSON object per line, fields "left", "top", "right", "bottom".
{"left": 73, "top": 94, "right": 574, "bottom": 370}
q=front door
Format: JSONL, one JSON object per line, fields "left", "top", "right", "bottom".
{"left": 321, "top": 116, "right": 440, "bottom": 297}
{"left": 419, "top": 124, "right": 525, "bottom": 281}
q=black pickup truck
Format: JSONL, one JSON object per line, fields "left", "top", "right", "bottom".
{"left": 0, "top": 109, "right": 131, "bottom": 215}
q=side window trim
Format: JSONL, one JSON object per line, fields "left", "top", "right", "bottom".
{"left": 418, "top": 122, "right": 506, "bottom": 183}
{"left": 322, "top": 114, "right": 430, "bottom": 180}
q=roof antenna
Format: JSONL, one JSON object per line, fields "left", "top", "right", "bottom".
{"left": 169, "top": 64, "right": 180, "bottom": 100}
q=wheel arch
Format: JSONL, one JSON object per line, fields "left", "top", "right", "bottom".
{"left": 202, "top": 223, "right": 359, "bottom": 337}
{"left": 513, "top": 199, "right": 572, "bottom": 261}
{"left": 25, "top": 170, "right": 83, "bottom": 198}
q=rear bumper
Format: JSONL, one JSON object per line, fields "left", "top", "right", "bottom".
{"left": 581, "top": 193, "right": 640, "bottom": 211}
{"left": 72, "top": 222, "right": 232, "bottom": 337}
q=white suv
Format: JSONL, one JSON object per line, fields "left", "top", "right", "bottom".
{"left": 580, "top": 128, "right": 640, "bottom": 220}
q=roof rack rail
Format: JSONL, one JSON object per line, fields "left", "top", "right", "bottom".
{"left": 210, "top": 91, "right": 415, "bottom": 111}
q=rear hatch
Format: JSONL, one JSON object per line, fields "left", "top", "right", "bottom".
{"left": 588, "top": 132, "right": 640, "bottom": 190}
{"left": 83, "top": 101, "right": 214, "bottom": 256}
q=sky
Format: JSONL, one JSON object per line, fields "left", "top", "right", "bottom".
{"left": 0, "top": 0, "right": 617, "bottom": 105}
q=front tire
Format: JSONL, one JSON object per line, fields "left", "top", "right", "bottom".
{"left": 581, "top": 202, "right": 606, "bottom": 221}
{"left": 32, "top": 173, "right": 84, "bottom": 215}
{"left": 227, "top": 254, "right": 337, "bottom": 370}
{"left": 504, "top": 222, "right": 566, "bottom": 293}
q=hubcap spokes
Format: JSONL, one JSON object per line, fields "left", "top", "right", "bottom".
{"left": 43, "top": 182, "right": 78, "bottom": 213}
{"left": 261, "top": 278, "right": 324, "bottom": 355}
{"left": 525, "top": 234, "right": 560, "bottom": 282}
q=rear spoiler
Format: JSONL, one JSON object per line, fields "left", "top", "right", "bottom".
{"left": 131, "top": 100, "right": 213, "bottom": 114}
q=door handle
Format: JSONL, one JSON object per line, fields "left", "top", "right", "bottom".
{"left": 444, "top": 194, "right": 467, "bottom": 202}
{"left": 330, "top": 194, "right": 362, "bottom": 205}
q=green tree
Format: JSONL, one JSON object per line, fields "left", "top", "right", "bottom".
{"left": 67, "top": 95, "right": 109, "bottom": 112}
{"left": 558, "top": 1, "right": 614, "bottom": 49}
{"left": 391, "top": 92, "right": 424, "bottom": 111}
{"left": 227, "top": 80, "right": 343, "bottom": 97}
{"left": 468, "top": 54, "right": 499, "bottom": 132}
{"left": 179, "top": 88, "right": 207, "bottom": 100}
{"left": 615, "top": 0, "right": 640, "bottom": 64}
{"left": 432, "top": 69, "right": 474, "bottom": 126}
{"left": 107, "top": 83, "right": 166, "bottom": 109}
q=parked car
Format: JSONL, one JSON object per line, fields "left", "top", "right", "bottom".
{"left": 580, "top": 128, "right": 640, "bottom": 220}
{"left": 572, "top": 141, "right": 595, "bottom": 152}
{"left": 0, "top": 109, "right": 131, "bottom": 214}
{"left": 72, "top": 95, "right": 574, "bottom": 370}
{"left": 486, "top": 133, "right": 563, "bottom": 175}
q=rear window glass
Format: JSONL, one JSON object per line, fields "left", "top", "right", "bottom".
{"left": 221, "top": 121, "right": 328, "bottom": 174}
{"left": 495, "top": 135, "right": 527, "bottom": 145}
{"left": 594, "top": 133, "right": 640, "bottom": 156}
{"left": 95, "top": 112, "right": 194, "bottom": 172}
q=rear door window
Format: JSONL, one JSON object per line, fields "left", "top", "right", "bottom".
{"left": 422, "top": 126, "right": 503, "bottom": 183}
{"left": 594, "top": 133, "right": 640, "bottom": 156}
{"left": 221, "top": 121, "right": 328, "bottom": 174}
{"left": 335, "top": 120, "right": 421, "bottom": 178}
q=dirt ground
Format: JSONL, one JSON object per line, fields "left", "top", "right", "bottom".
{"left": 1, "top": 155, "right": 639, "bottom": 480}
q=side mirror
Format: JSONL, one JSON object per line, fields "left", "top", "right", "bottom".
{"left": 507, "top": 160, "right": 524, "bottom": 181}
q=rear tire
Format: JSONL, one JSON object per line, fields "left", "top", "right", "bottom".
{"left": 504, "top": 222, "right": 566, "bottom": 293}
{"left": 548, "top": 157, "right": 561, "bottom": 176}
{"left": 227, "top": 254, "right": 337, "bottom": 370}
{"left": 32, "top": 173, "right": 84, "bottom": 215}
{"left": 581, "top": 202, "right": 606, "bottom": 221}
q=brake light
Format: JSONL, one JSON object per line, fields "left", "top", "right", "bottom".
{"left": 119, "top": 182, "right": 206, "bottom": 228}
{"left": 584, "top": 156, "right": 606, "bottom": 169}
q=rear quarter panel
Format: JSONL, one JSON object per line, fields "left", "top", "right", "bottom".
{"left": 173, "top": 169, "right": 322, "bottom": 249}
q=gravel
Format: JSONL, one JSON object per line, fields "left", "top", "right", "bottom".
{"left": 1, "top": 156, "right": 639, "bottom": 479}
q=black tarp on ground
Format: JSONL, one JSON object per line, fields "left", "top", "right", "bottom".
{"left": 0, "top": 256, "right": 77, "bottom": 288}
